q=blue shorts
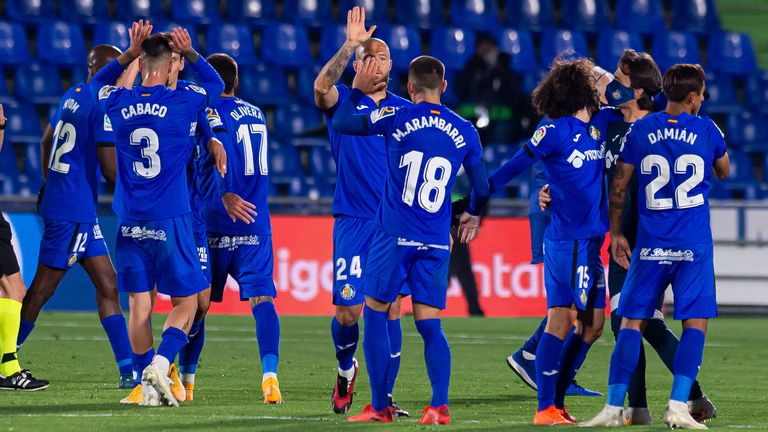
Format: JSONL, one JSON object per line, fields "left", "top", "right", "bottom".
{"left": 333, "top": 216, "right": 410, "bottom": 306}
{"left": 363, "top": 230, "right": 449, "bottom": 309}
{"left": 618, "top": 243, "right": 717, "bottom": 320}
{"left": 208, "top": 233, "right": 276, "bottom": 302}
{"left": 544, "top": 236, "right": 606, "bottom": 310}
{"left": 38, "top": 219, "right": 109, "bottom": 270}
{"left": 115, "top": 215, "right": 208, "bottom": 297}
{"left": 191, "top": 206, "right": 211, "bottom": 284}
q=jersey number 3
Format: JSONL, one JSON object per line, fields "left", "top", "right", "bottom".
{"left": 399, "top": 150, "right": 452, "bottom": 213}
{"left": 131, "top": 128, "right": 161, "bottom": 179}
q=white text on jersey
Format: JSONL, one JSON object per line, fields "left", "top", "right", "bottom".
{"left": 63, "top": 98, "right": 80, "bottom": 114}
{"left": 121, "top": 103, "right": 168, "bottom": 120}
{"left": 391, "top": 116, "right": 466, "bottom": 148}
{"left": 230, "top": 105, "right": 264, "bottom": 122}
{"left": 648, "top": 128, "right": 698, "bottom": 145}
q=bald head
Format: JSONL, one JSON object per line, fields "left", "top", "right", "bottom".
{"left": 355, "top": 38, "right": 390, "bottom": 61}
{"left": 87, "top": 45, "right": 122, "bottom": 82}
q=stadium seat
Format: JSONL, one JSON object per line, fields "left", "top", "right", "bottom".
{"left": 615, "top": 0, "right": 664, "bottom": 35}
{"left": 172, "top": 0, "right": 220, "bottom": 24}
{"left": 497, "top": 29, "right": 537, "bottom": 72}
{"left": 269, "top": 142, "right": 304, "bottom": 183}
{"left": 651, "top": 31, "right": 701, "bottom": 71}
{"left": 394, "top": 0, "right": 442, "bottom": 29}
{"left": 0, "top": 76, "right": 12, "bottom": 104}
{"left": 319, "top": 24, "right": 348, "bottom": 63}
{"left": 297, "top": 66, "right": 321, "bottom": 104}
{"left": 521, "top": 69, "right": 546, "bottom": 94}
{"left": 721, "top": 149, "right": 758, "bottom": 198}
{"left": 539, "top": 30, "right": 589, "bottom": 65}
{"left": 36, "top": 21, "right": 87, "bottom": 67}
{"left": 707, "top": 32, "right": 758, "bottom": 77}
{"left": 0, "top": 22, "right": 31, "bottom": 66}
{"left": 442, "top": 70, "right": 459, "bottom": 106}
{"left": 273, "top": 104, "right": 324, "bottom": 140}
{"left": 6, "top": 0, "right": 54, "bottom": 23}
{"left": 449, "top": 0, "right": 500, "bottom": 31}
{"left": 505, "top": 0, "right": 555, "bottom": 31}
{"left": 0, "top": 144, "right": 18, "bottom": 195}
{"left": 93, "top": 22, "right": 130, "bottom": 50}
{"left": 4, "top": 101, "right": 42, "bottom": 144}
{"left": 237, "top": 64, "right": 293, "bottom": 106}
{"left": 429, "top": 28, "right": 476, "bottom": 71}
{"left": 596, "top": 30, "right": 645, "bottom": 70}
{"left": 262, "top": 23, "right": 312, "bottom": 68}
{"left": 116, "top": 0, "right": 166, "bottom": 20}
{"left": 726, "top": 112, "right": 768, "bottom": 154}
{"left": 283, "top": 0, "right": 332, "bottom": 27}
{"left": 339, "top": 0, "right": 389, "bottom": 23}
{"left": 227, "top": 0, "right": 276, "bottom": 26}
{"left": 702, "top": 72, "right": 742, "bottom": 115}
{"left": 308, "top": 145, "right": 337, "bottom": 180}
{"left": 206, "top": 24, "right": 258, "bottom": 66}
{"left": 60, "top": 0, "right": 110, "bottom": 24}
{"left": 671, "top": 0, "right": 720, "bottom": 34}
{"left": 23, "top": 143, "right": 41, "bottom": 181}
{"left": 560, "top": 0, "right": 609, "bottom": 33}
{"left": 745, "top": 69, "right": 768, "bottom": 114}
{"left": 376, "top": 25, "right": 422, "bottom": 71}
{"left": 15, "top": 63, "right": 63, "bottom": 105}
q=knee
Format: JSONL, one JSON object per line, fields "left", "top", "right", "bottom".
{"left": 197, "top": 298, "right": 210, "bottom": 317}
{"left": 248, "top": 295, "right": 274, "bottom": 309}
{"left": 582, "top": 324, "right": 604, "bottom": 343}
{"left": 388, "top": 301, "right": 402, "bottom": 320}
{"left": 335, "top": 305, "right": 362, "bottom": 326}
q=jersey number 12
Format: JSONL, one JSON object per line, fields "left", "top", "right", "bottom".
{"left": 399, "top": 150, "right": 452, "bottom": 213}
{"left": 49, "top": 121, "right": 77, "bottom": 174}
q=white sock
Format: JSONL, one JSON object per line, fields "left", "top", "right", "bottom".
{"left": 153, "top": 355, "right": 171, "bottom": 377}
{"left": 669, "top": 400, "right": 688, "bottom": 411}
{"left": 262, "top": 372, "right": 277, "bottom": 382}
{"left": 181, "top": 373, "right": 195, "bottom": 385}
{"left": 338, "top": 366, "right": 355, "bottom": 380}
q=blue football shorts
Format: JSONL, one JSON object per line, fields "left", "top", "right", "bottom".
{"left": 38, "top": 219, "right": 109, "bottom": 270}
{"left": 191, "top": 203, "right": 211, "bottom": 284}
{"left": 363, "top": 229, "right": 449, "bottom": 309}
{"left": 618, "top": 243, "right": 717, "bottom": 320}
{"left": 208, "top": 233, "right": 276, "bottom": 302}
{"left": 115, "top": 214, "right": 208, "bottom": 297}
{"left": 543, "top": 235, "right": 607, "bottom": 310}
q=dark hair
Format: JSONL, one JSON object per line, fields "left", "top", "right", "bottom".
{"left": 140, "top": 34, "right": 172, "bottom": 63}
{"left": 408, "top": 55, "right": 445, "bottom": 93}
{"left": 663, "top": 64, "right": 705, "bottom": 103}
{"left": 531, "top": 58, "right": 599, "bottom": 118}
{"left": 207, "top": 53, "right": 237, "bottom": 93}
{"left": 618, "top": 49, "right": 662, "bottom": 111}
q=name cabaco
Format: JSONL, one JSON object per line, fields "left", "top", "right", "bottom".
{"left": 392, "top": 116, "right": 466, "bottom": 148}
{"left": 648, "top": 128, "right": 698, "bottom": 145}
{"left": 121, "top": 103, "right": 168, "bottom": 120}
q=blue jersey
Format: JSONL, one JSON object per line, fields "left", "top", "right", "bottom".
{"left": 620, "top": 111, "right": 727, "bottom": 246}
{"left": 203, "top": 97, "right": 271, "bottom": 236}
{"left": 39, "top": 83, "right": 113, "bottom": 223}
{"left": 324, "top": 85, "right": 411, "bottom": 219}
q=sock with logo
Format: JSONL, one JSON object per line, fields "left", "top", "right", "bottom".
{"left": 132, "top": 348, "right": 155, "bottom": 386}
{"left": 416, "top": 318, "right": 451, "bottom": 407}
{"left": 670, "top": 328, "right": 705, "bottom": 403}
{"left": 535, "top": 332, "right": 564, "bottom": 411}
{"left": 554, "top": 332, "right": 592, "bottom": 408}
{"left": 331, "top": 317, "right": 358, "bottom": 374}
{"left": 607, "top": 328, "right": 642, "bottom": 407}
{"left": 386, "top": 318, "right": 402, "bottom": 396}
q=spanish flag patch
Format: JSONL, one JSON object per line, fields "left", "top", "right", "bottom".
{"left": 430, "top": 110, "right": 440, "bottom": 115}
{"left": 667, "top": 119, "right": 678, "bottom": 123}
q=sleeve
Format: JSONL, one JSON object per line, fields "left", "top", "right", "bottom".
{"left": 89, "top": 59, "right": 125, "bottom": 96}
{"left": 197, "top": 109, "right": 216, "bottom": 145}
{"left": 96, "top": 85, "right": 121, "bottom": 114}
{"left": 525, "top": 121, "right": 557, "bottom": 160}
{"left": 331, "top": 88, "right": 398, "bottom": 136}
{"left": 213, "top": 127, "right": 235, "bottom": 195}
{"left": 93, "top": 106, "right": 115, "bottom": 147}
{"left": 187, "top": 57, "right": 224, "bottom": 106}
{"left": 324, "top": 84, "right": 350, "bottom": 117}
{"left": 487, "top": 146, "right": 537, "bottom": 193}
{"left": 618, "top": 125, "right": 639, "bottom": 166}
{"left": 709, "top": 119, "right": 727, "bottom": 159}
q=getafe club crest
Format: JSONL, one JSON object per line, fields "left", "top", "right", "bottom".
{"left": 589, "top": 125, "right": 601, "bottom": 141}
{"left": 340, "top": 284, "right": 356, "bottom": 301}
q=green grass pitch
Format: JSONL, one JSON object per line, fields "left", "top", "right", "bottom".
{"left": 3, "top": 313, "right": 767, "bottom": 431}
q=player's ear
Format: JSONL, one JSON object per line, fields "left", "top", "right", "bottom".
{"left": 138, "top": 57, "right": 144, "bottom": 73}
{"left": 352, "top": 60, "right": 359, "bottom": 72}
{"left": 233, "top": 75, "right": 239, "bottom": 92}
{"left": 441, "top": 80, "right": 447, "bottom": 94}
{"left": 634, "top": 88, "right": 644, "bottom": 100}
{"left": 406, "top": 80, "right": 415, "bottom": 96}
{"left": 179, "top": 58, "right": 185, "bottom": 71}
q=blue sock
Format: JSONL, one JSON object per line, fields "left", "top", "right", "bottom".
{"left": 521, "top": 317, "right": 547, "bottom": 354}
{"left": 555, "top": 332, "right": 592, "bottom": 408}
{"left": 387, "top": 318, "right": 402, "bottom": 396}
{"left": 607, "top": 328, "right": 642, "bottom": 407}
{"left": 179, "top": 319, "right": 205, "bottom": 375}
{"left": 252, "top": 302, "right": 280, "bottom": 375}
{"left": 16, "top": 318, "right": 35, "bottom": 348}
{"left": 670, "top": 328, "right": 705, "bottom": 403}
{"left": 535, "top": 332, "right": 564, "bottom": 411}
{"left": 100, "top": 314, "right": 133, "bottom": 376}
{"left": 132, "top": 348, "right": 155, "bottom": 386}
{"left": 363, "top": 306, "right": 390, "bottom": 411}
{"left": 157, "top": 327, "right": 188, "bottom": 366}
{"left": 330, "top": 317, "right": 359, "bottom": 371}
{"left": 416, "top": 318, "right": 451, "bottom": 407}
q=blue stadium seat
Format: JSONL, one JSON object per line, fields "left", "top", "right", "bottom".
{"left": 450, "top": 0, "right": 500, "bottom": 31}
{"left": 442, "top": 70, "right": 459, "bottom": 106}
{"left": 0, "top": 76, "right": 11, "bottom": 104}
{"left": 283, "top": 0, "right": 332, "bottom": 27}
{"left": 671, "top": 0, "right": 720, "bottom": 34}
{"left": 23, "top": 143, "right": 41, "bottom": 182}
{"left": 269, "top": 142, "right": 304, "bottom": 183}
{"left": 339, "top": 0, "right": 389, "bottom": 23}
{"left": 560, "top": 0, "right": 609, "bottom": 33}
{"left": 308, "top": 145, "right": 336, "bottom": 180}
{"left": 505, "top": 0, "right": 555, "bottom": 31}
{"left": 615, "top": 0, "right": 664, "bottom": 35}
{"left": 60, "top": 0, "right": 110, "bottom": 24}
{"left": 172, "top": 0, "right": 220, "bottom": 24}
{"left": 37, "top": 21, "right": 87, "bottom": 67}
{"left": 206, "top": 24, "right": 258, "bottom": 65}
{"left": 702, "top": 72, "right": 742, "bottom": 115}
{"left": 116, "top": 0, "right": 166, "bottom": 20}
{"left": 727, "top": 112, "right": 768, "bottom": 154}
{"left": 319, "top": 24, "right": 348, "bottom": 63}
{"left": 651, "top": 31, "right": 700, "bottom": 71}
{"left": 0, "top": 22, "right": 31, "bottom": 66}
{"left": 5, "top": 101, "right": 42, "bottom": 144}
{"left": 721, "top": 149, "right": 757, "bottom": 198}
{"left": 539, "top": 30, "right": 589, "bottom": 65}
{"left": 376, "top": 25, "right": 422, "bottom": 71}
{"left": 497, "top": 29, "right": 537, "bottom": 72}
{"left": 522, "top": 69, "right": 546, "bottom": 93}
{"left": 745, "top": 69, "right": 768, "bottom": 114}
{"left": 227, "top": 0, "right": 276, "bottom": 25}
{"left": 93, "top": 22, "right": 130, "bottom": 50}
{"left": 708, "top": 32, "right": 758, "bottom": 77}
{"left": 6, "top": 0, "right": 54, "bottom": 23}
{"left": 15, "top": 63, "right": 63, "bottom": 105}
{"left": 262, "top": 23, "right": 311, "bottom": 68}
{"left": 0, "top": 145, "right": 18, "bottom": 195}
{"left": 429, "top": 28, "right": 476, "bottom": 71}
{"left": 394, "top": 0, "right": 442, "bottom": 29}
{"left": 237, "top": 64, "right": 293, "bottom": 105}
{"left": 273, "top": 104, "right": 324, "bottom": 140}
{"left": 596, "top": 30, "right": 644, "bottom": 70}
{"left": 297, "top": 66, "right": 321, "bottom": 104}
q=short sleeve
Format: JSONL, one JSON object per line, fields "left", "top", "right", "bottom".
{"left": 97, "top": 85, "right": 121, "bottom": 112}
{"left": 526, "top": 121, "right": 557, "bottom": 159}
{"left": 93, "top": 106, "right": 115, "bottom": 146}
{"left": 367, "top": 105, "right": 399, "bottom": 135}
{"left": 463, "top": 125, "right": 483, "bottom": 167}
{"left": 708, "top": 119, "right": 727, "bottom": 159}
{"left": 324, "top": 84, "right": 351, "bottom": 118}
{"left": 618, "top": 125, "right": 640, "bottom": 166}
{"left": 205, "top": 107, "right": 226, "bottom": 132}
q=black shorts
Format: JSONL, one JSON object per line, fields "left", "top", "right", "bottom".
{"left": 0, "top": 213, "right": 20, "bottom": 277}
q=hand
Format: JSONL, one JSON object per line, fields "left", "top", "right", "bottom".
{"left": 127, "top": 20, "right": 153, "bottom": 59}
{"left": 221, "top": 193, "right": 257, "bottom": 224}
{"left": 610, "top": 233, "right": 632, "bottom": 270}
{"left": 170, "top": 27, "right": 194, "bottom": 56}
{"left": 457, "top": 212, "right": 480, "bottom": 244}
{"left": 539, "top": 184, "right": 551, "bottom": 211}
{"left": 352, "top": 58, "right": 386, "bottom": 94}
{"left": 346, "top": 6, "right": 376, "bottom": 46}
{"left": 207, "top": 138, "right": 227, "bottom": 178}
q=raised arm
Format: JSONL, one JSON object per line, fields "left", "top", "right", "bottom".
{"left": 488, "top": 146, "right": 538, "bottom": 192}
{"left": 608, "top": 161, "right": 635, "bottom": 269}
{"left": 90, "top": 20, "right": 152, "bottom": 93}
{"left": 314, "top": 6, "right": 376, "bottom": 110}
{"left": 331, "top": 58, "right": 388, "bottom": 135}
{"left": 172, "top": 27, "right": 224, "bottom": 102}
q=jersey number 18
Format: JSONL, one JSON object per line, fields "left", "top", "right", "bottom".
{"left": 399, "top": 150, "right": 452, "bottom": 213}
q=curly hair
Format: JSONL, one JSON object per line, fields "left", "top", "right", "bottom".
{"left": 531, "top": 58, "right": 599, "bottom": 119}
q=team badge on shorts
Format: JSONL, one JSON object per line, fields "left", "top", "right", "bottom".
{"left": 68, "top": 253, "right": 78, "bottom": 267}
{"left": 340, "top": 284, "right": 356, "bottom": 301}
{"left": 579, "top": 288, "right": 587, "bottom": 307}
